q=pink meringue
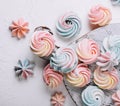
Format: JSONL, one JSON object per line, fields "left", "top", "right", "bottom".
{"left": 66, "top": 63, "right": 91, "bottom": 87}
{"left": 9, "top": 18, "right": 29, "bottom": 39}
{"left": 88, "top": 5, "right": 112, "bottom": 26}
{"left": 43, "top": 64, "right": 63, "bottom": 88}
{"left": 112, "top": 90, "right": 120, "bottom": 106}
{"left": 96, "top": 52, "right": 118, "bottom": 71}
{"left": 76, "top": 38, "right": 100, "bottom": 64}
{"left": 30, "top": 27, "right": 55, "bottom": 57}
{"left": 51, "top": 92, "right": 65, "bottom": 106}
{"left": 94, "top": 67, "right": 119, "bottom": 90}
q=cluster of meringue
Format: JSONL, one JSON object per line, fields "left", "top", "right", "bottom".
{"left": 9, "top": 5, "right": 112, "bottom": 40}
{"left": 30, "top": 25, "right": 120, "bottom": 105}
{"left": 53, "top": 37, "right": 120, "bottom": 105}
{"left": 8, "top": 3, "right": 118, "bottom": 106}
{"left": 29, "top": 7, "right": 120, "bottom": 106}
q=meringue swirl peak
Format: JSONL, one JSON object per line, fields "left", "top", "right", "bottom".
{"left": 56, "top": 12, "right": 81, "bottom": 38}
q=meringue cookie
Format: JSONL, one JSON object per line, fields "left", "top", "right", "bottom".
{"left": 30, "top": 27, "right": 55, "bottom": 57}
{"left": 96, "top": 52, "right": 118, "bottom": 71}
{"left": 76, "top": 38, "right": 100, "bottom": 64}
{"left": 88, "top": 5, "right": 112, "bottom": 26}
{"left": 51, "top": 92, "right": 65, "bottom": 106}
{"left": 112, "top": 90, "right": 120, "bottom": 106}
{"left": 81, "top": 85, "right": 105, "bottom": 106}
{"left": 56, "top": 12, "right": 81, "bottom": 38}
{"left": 94, "top": 67, "right": 119, "bottom": 90}
{"left": 50, "top": 47, "right": 78, "bottom": 73}
{"left": 66, "top": 63, "right": 91, "bottom": 87}
{"left": 111, "top": 0, "right": 120, "bottom": 5}
{"left": 43, "top": 64, "right": 63, "bottom": 88}
{"left": 14, "top": 59, "right": 35, "bottom": 79}
{"left": 102, "top": 35, "right": 120, "bottom": 63}
{"left": 9, "top": 18, "right": 29, "bottom": 39}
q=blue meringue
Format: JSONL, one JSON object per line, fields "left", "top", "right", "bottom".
{"left": 50, "top": 47, "right": 78, "bottom": 73}
{"left": 102, "top": 35, "right": 120, "bottom": 63}
{"left": 111, "top": 0, "right": 120, "bottom": 5}
{"left": 56, "top": 12, "right": 81, "bottom": 38}
{"left": 81, "top": 86, "right": 105, "bottom": 106}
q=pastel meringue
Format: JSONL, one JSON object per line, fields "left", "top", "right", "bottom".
{"left": 96, "top": 52, "right": 118, "bottom": 71}
{"left": 81, "top": 85, "right": 105, "bottom": 106}
{"left": 88, "top": 5, "right": 112, "bottom": 26}
{"left": 111, "top": 0, "right": 120, "bottom": 5}
{"left": 112, "top": 90, "right": 120, "bottom": 106}
{"left": 9, "top": 18, "right": 29, "bottom": 39}
{"left": 14, "top": 59, "right": 35, "bottom": 79}
{"left": 76, "top": 38, "right": 100, "bottom": 64}
{"left": 30, "top": 27, "right": 55, "bottom": 57}
{"left": 94, "top": 67, "right": 119, "bottom": 90}
{"left": 102, "top": 35, "right": 120, "bottom": 63}
{"left": 43, "top": 64, "right": 63, "bottom": 88}
{"left": 51, "top": 92, "right": 65, "bottom": 106}
{"left": 66, "top": 63, "right": 91, "bottom": 87}
{"left": 50, "top": 47, "right": 78, "bottom": 73}
{"left": 56, "top": 12, "right": 81, "bottom": 38}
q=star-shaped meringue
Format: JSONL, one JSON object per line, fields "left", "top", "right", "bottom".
{"left": 14, "top": 59, "right": 35, "bottom": 79}
{"left": 9, "top": 18, "right": 29, "bottom": 39}
{"left": 51, "top": 92, "right": 65, "bottom": 106}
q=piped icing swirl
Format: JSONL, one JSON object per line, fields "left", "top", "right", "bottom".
{"left": 43, "top": 64, "right": 63, "bottom": 88}
{"left": 50, "top": 47, "right": 78, "bottom": 73}
{"left": 30, "top": 27, "right": 55, "bottom": 57}
{"left": 76, "top": 38, "right": 100, "bottom": 64}
{"left": 81, "top": 85, "right": 105, "bottom": 106}
{"left": 112, "top": 90, "right": 120, "bottom": 106}
{"left": 102, "top": 35, "right": 120, "bottom": 63}
{"left": 94, "top": 67, "right": 119, "bottom": 90}
{"left": 66, "top": 63, "right": 91, "bottom": 87}
{"left": 88, "top": 5, "right": 112, "bottom": 26}
{"left": 96, "top": 52, "right": 118, "bottom": 71}
{"left": 111, "top": 0, "right": 120, "bottom": 5}
{"left": 56, "top": 12, "right": 81, "bottom": 38}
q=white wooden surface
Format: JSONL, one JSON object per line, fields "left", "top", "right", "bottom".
{"left": 0, "top": 0, "right": 120, "bottom": 106}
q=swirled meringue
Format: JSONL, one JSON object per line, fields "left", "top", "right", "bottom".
{"left": 112, "top": 90, "right": 120, "bottom": 106}
{"left": 56, "top": 12, "right": 81, "bottom": 38}
{"left": 94, "top": 67, "right": 119, "bottom": 90}
{"left": 30, "top": 27, "right": 55, "bottom": 57}
{"left": 111, "top": 0, "right": 120, "bottom": 5}
{"left": 9, "top": 18, "right": 29, "bottom": 39}
{"left": 76, "top": 38, "right": 100, "bottom": 64}
{"left": 43, "top": 64, "right": 63, "bottom": 88}
{"left": 50, "top": 47, "right": 78, "bottom": 73}
{"left": 66, "top": 63, "right": 91, "bottom": 87}
{"left": 96, "top": 52, "right": 118, "bottom": 71}
{"left": 81, "top": 85, "right": 105, "bottom": 106}
{"left": 102, "top": 35, "right": 120, "bottom": 63}
{"left": 88, "top": 5, "right": 112, "bottom": 26}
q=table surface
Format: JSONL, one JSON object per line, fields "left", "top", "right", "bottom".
{"left": 0, "top": 0, "right": 120, "bottom": 106}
